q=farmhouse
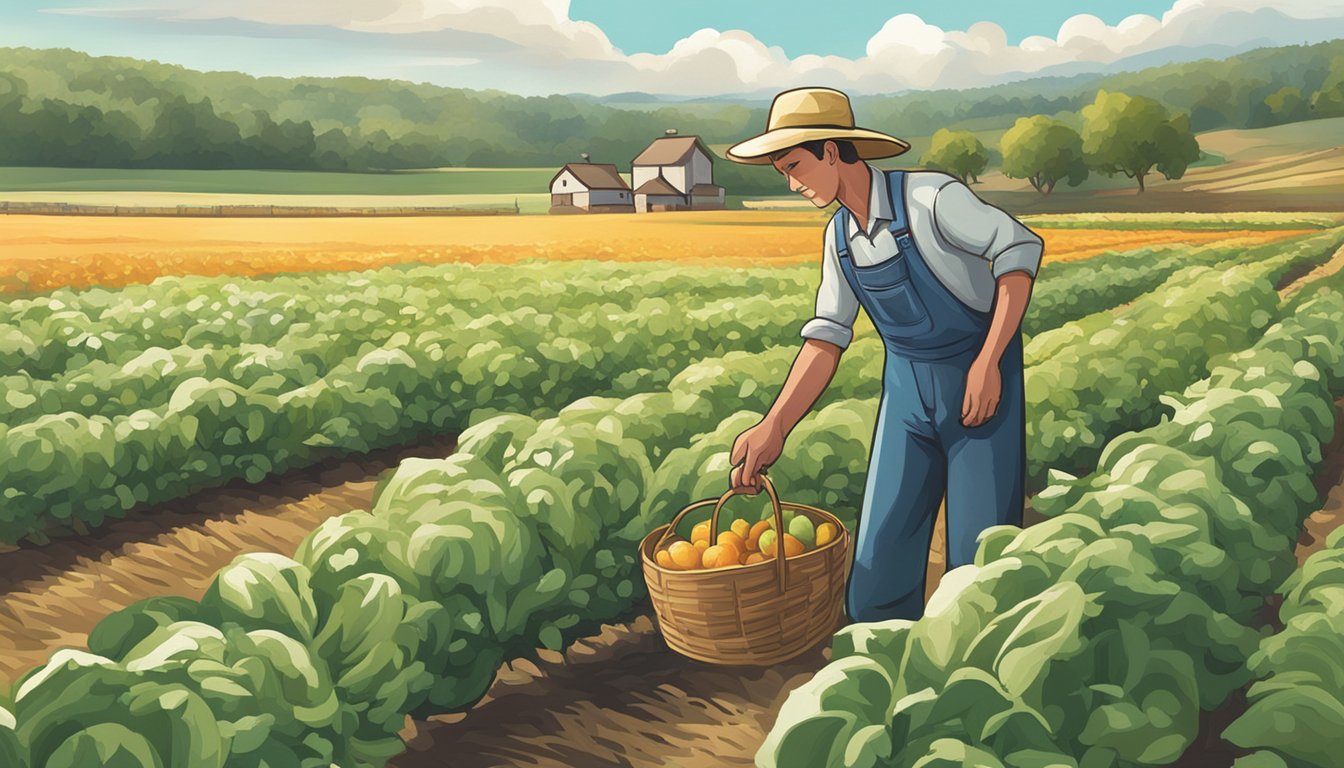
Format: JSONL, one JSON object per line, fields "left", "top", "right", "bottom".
{"left": 549, "top": 163, "right": 634, "bottom": 214}
{"left": 631, "top": 131, "right": 726, "bottom": 213}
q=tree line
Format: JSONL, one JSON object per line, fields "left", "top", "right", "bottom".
{"left": 0, "top": 40, "right": 1340, "bottom": 188}
{"left": 920, "top": 90, "right": 1202, "bottom": 193}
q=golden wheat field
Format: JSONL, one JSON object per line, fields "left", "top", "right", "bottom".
{"left": 0, "top": 210, "right": 1314, "bottom": 294}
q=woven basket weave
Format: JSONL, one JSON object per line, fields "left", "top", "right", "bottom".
{"left": 639, "top": 474, "right": 851, "bottom": 665}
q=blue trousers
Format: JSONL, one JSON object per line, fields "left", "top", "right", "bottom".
{"left": 845, "top": 336, "right": 1026, "bottom": 623}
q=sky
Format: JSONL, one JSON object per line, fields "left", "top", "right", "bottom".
{"left": 3, "top": 1, "right": 1343, "bottom": 97}
{"left": 569, "top": 1, "right": 1177, "bottom": 58}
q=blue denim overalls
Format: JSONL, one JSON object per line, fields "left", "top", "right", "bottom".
{"left": 836, "top": 169, "right": 1026, "bottom": 623}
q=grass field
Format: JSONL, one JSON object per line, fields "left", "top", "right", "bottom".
{"left": 0, "top": 166, "right": 554, "bottom": 195}
{"left": 0, "top": 211, "right": 1316, "bottom": 296}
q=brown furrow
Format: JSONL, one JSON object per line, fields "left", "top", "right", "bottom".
{"left": 0, "top": 436, "right": 456, "bottom": 688}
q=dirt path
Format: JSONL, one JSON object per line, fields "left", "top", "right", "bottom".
{"left": 394, "top": 613, "right": 839, "bottom": 768}
{"left": 1279, "top": 243, "right": 1344, "bottom": 301}
{"left": 1294, "top": 396, "right": 1344, "bottom": 566}
{"left": 0, "top": 436, "right": 456, "bottom": 688}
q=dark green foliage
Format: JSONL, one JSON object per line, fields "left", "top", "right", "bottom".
{"left": 1, "top": 40, "right": 1343, "bottom": 173}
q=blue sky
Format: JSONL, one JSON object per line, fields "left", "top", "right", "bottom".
{"left": 2, "top": 1, "right": 1342, "bottom": 97}
{"left": 569, "top": 0, "right": 1176, "bottom": 57}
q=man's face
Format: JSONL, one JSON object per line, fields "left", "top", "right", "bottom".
{"left": 770, "top": 144, "right": 841, "bottom": 208}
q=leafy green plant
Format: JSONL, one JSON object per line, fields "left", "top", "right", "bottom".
{"left": 757, "top": 278, "right": 1344, "bottom": 767}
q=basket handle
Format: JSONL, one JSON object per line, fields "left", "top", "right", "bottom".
{"left": 711, "top": 472, "right": 789, "bottom": 593}
{"left": 653, "top": 496, "right": 720, "bottom": 552}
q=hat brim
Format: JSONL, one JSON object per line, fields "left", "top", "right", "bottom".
{"left": 725, "top": 127, "right": 911, "bottom": 165}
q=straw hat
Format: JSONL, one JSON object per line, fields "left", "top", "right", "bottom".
{"left": 726, "top": 87, "right": 910, "bottom": 165}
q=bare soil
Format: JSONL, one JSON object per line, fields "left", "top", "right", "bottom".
{"left": 395, "top": 614, "right": 840, "bottom": 768}
{"left": 1294, "top": 396, "right": 1344, "bottom": 567}
{"left": 1279, "top": 243, "right": 1344, "bottom": 301}
{"left": 0, "top": 435, "right": 456, "bottom": 687}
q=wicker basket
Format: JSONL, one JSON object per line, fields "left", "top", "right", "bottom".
{"left": 639, "top": 474, "right": 851, "bottom": 665}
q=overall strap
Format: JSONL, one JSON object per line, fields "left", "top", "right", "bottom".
{"left": 832, "top": 207, "right": 851, "bottom": 260}
{"left": 884, "top": 169, "right": 910, "bottom": 237}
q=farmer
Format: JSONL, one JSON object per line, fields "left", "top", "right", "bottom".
{"left": 724, "top": 87, "right": 1042, "bottom": 623}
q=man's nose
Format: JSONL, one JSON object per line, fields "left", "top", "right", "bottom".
{"left": 788, "top": 175, "right": 803, "bottom": 193}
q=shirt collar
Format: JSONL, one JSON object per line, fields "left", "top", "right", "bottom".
{"left": 846, "top": 162, "right": 894, "bottom": 238}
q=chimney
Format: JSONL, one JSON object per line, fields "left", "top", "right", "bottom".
{"left": 665, "top": 129, "right": 678, "bottom": 136}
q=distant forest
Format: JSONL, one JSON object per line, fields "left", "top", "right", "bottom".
{"left": 0, "top": 39, "right": 1342, "bottom": 191}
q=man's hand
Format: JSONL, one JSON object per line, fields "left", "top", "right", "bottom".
{"left": 729, "top": 419, "right": 785, "bottom": 494}
{"left": 961, "top": 354, "right": 1003, "bottom": 427}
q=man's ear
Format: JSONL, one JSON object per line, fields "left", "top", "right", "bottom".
{"left": 824, "top": 140, "right": 838, "bottom": 165}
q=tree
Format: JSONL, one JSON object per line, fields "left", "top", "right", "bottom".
{"left": 139, "top": 95, "right": 242, "bottom": 168}
{"left": 1310, "top": 55, "right": 1344, "bottom": 118}
{"left": 920, "top": 128, "right": 989, "bottom": 184}
{"left": 1080, "top": 90, "right": 1200, "bottom": 193}
{"left": 998, "top": 116, "right": 1088, "bottom": 195}
{"left": 244, "top": 110, "right": 318, "bottom": 169}
{"left": 1263, "top": 86, "right": 1308, "bottom": 125}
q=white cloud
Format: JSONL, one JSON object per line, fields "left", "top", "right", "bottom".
{"left": 170, "top": 0, "right": 622, "bottom": 60}
{"left": 43, "top": 0, "right": 1344, "bottom": 96}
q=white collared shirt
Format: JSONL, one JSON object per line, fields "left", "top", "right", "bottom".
{"left": 801, "top": 163, "right": 1045, "bottom": 350}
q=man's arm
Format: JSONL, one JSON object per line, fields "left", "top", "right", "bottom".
{"left": 931, "top": 176, "right": 1045, "bottom": 294}
{"left": 730, "top": 338, "right": 843, "bottom": 491}
{"left": 729, "top": 221, "right": 857, "bottom": 490}
{"left": 930, "top": 176, "right": 1043, "bottom": 425}
{"left": 763, "top": 338, "right": 843, "bottom": 437}
{"left": 961, "top": 271, "right": 1034, "bottom": 426}
{"left": 978, "top": 272, "right": 1033, "bottom": 368}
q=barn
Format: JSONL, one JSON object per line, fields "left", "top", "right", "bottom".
{"left": 631, "top": 132, "right": 725, "bottom": 212}
{"left": 633, "top": 177, "right": 687, "bottom": 213}
{"left": 549, "top": 163, "right": 635, "bottom": 214}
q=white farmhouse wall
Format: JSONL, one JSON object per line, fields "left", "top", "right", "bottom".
{"left": 551, "top": 170, "right": 584, "bottom": 195}
{"left": 632, "top": 166, "right": 660, "bottom": 190}
{"left": 662, "top": 165, "right": 688, "bottom": 194}
{"left": 572, "top": 191, "right": 590, "bottom": 209}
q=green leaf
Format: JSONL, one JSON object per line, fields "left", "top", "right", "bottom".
{"left": 43, "top": 723, "right": 161, "bottom": 768}
{"left": 199, "top": 553, "right": 319, "bottom": 643}
{"left": 992, "top": 583, "right": 1089, "bottom": 698}
{"left": 910, "top": 737, "right": 1007, "bottom": 768}
{"left": 1224, "top": 685, "right": 1344, "bottom": 765}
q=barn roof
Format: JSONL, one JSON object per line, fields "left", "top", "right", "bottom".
{"left": 632, "top": 135, "right": 713, "bottom": 167}
{"left": 634, "top": 177, "right": 682, "bottom": 196}
{"left": 689, "top": 183, "right": 724, "bottom": 195}
{"left": 551, "top": 163, "right": 630, "bottom": 190}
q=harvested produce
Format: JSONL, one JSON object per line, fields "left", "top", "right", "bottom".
{"left": 653, "top": 511, "right": 841, "bottom": 571}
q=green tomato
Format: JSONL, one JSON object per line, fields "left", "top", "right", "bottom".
{"left": 788, "top": 515, "right": 816, "bottom": 548}
{"left": 758, "top": 529, "right": 778, "bottom": 556}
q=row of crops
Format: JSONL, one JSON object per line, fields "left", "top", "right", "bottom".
{"left": 2, "top": 229, "right": 1342, "bottom": 766}
{"left": 2, "top": 231, "right": 1341, "bottom": 544}
{"left": 0, "top": 263, "right": 823, "bottom": 541}
{"left": 1224, "top": 527, "right": 1344, "bottom": 766}
{"left": 757, "top": 269, "right": 1344, "bottom": 765}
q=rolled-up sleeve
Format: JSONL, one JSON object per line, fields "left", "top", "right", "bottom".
{"left": 800, "top": 220, "right": 861, "bottom": 350}
{"left": 931, "top": 178, "right": 1044, "bottom": 279}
